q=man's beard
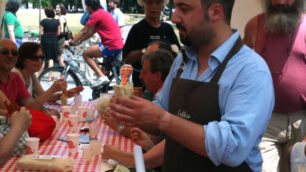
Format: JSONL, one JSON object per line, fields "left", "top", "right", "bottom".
{"left": 264, "top": 0, "right": 304, "bottom": 34}
{"left": 177, "top": 16, "right": 215, "bottom": 47}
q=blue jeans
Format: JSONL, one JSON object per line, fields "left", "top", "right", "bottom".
{"left": 4, "top": 35, "right": 23, "bottom": 48}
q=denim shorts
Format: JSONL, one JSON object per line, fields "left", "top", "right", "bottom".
{"left": 98, "top": 43, "right": 121, "bottom": 59}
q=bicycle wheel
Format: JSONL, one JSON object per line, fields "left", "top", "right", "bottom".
{"left": 38, "top": 67, "right": 82, "bottom": 92}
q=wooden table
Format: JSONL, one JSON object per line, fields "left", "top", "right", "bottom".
{"left": 0, "top": 101, "right": 134, "bottom": 172}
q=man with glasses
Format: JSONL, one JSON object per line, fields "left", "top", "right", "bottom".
{"left": 0, "top": 39, "right": 44, "bottom": 158}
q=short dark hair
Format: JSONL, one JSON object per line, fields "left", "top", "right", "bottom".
{"left": 44, "top": 7, "right": 55, "bottom": 18}
{"left": 85, "top": 0, "right": 102, "bottom": 11}
{"left": 201, "top": 0, "right": 235, "bottom": 25}
{"left": 148, "top": 40, "right": 178, "bottom": 58}
{"left": 5, "top": 0, "right": 20, "bottom": 14}
{"left": 16, "top": 42, "right": 43, "bottom": 69}
{"left": 111, "top": 0, "right": 120, "bottom": 6}
{"left": 142, "top": 49, "right": 174, "bottom": 82}
{"left": 57, "top": 3, "right": 67, "bottom": 15}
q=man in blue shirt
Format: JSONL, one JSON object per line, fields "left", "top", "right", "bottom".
{"left": 109, "top": 0, "right": 274, "bottom": 171}
{"left": 108, "top": 0, "right": 125, "bottom": 34}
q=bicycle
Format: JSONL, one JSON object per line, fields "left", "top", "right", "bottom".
{"left": 38, "top": 45, "right": 123, "bottom": 99}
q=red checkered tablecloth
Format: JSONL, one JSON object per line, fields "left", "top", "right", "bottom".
{"left": 0, "top": 101, "right": 134, "bottom": 172}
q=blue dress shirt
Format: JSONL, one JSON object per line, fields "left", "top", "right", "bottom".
{"left": 154, "top": 31, "right": 275, "bottom": 172}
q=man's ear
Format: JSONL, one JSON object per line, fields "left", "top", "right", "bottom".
{"left": 207, "top": 3, "right": 224, "bottom": 23}
{"left": 155, "top": 71, "right": 163, "bottom": 82}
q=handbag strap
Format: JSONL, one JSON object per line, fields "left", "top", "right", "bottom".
{"left": 1, "top": 12, "right": 7, "bottom": 30}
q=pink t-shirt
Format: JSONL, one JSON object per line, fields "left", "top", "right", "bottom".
{"left": 0, "top": 72, "right": 31, "bottom": 104}
{"left": 255, "top": 14, "right": 306, "bottom": 113}
{"left": 86, "top": 9, "right": 124, "bottom": 50}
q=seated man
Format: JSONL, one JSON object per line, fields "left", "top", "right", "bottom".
{"left": 65, "top": 0, "right": 124, "bottom": 87}
{"left": 102, "top": 48, "right": 175, "bottom": 167}
{"left": 0, "top": 102, "right": 31, "bottom": 166}
{"left": 0, "top": 39, "right": 58, "bottom": 155}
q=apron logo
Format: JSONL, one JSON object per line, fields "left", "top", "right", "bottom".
{"left": 177, "top": 109, "right": 191, "bottom": 119}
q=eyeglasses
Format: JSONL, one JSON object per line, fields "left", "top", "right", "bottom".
{"left": 0, "top": 48, "right": 18, "bottom": 57}
{"left": 28, "top": 55, "right": 45, "bottom": 61}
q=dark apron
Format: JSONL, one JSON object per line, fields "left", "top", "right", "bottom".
{"left": 162, "top": 37, "right": 252, "bottom": 172}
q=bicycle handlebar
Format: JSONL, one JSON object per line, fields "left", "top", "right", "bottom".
{"left": 64, "top": 45, "right": 75, "bottom": 54}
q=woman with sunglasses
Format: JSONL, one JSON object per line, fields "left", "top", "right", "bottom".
{"left": 12, "top": 42, "right": 69, "bottom": 104}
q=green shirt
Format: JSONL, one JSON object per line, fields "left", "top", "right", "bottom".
{"left": 3, "top": 12, "right": 24, "bottom": 38}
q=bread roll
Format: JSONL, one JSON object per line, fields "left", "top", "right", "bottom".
{"left": 16, "top": 155, "right": 73, "bottom": 172}
{"left": 113, "top": 84, "right": 134, "bottom": 98}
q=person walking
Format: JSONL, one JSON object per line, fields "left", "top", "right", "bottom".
{"left": 56, "top": 3, "right": 67, "bottom": 67}
{"left": 39, "top": 7, "right": 60, "bottom": 77}
{"left": 2, "top": 0, "right": 23, "bottom": 48}
{"left": 108, "top": 0, "right": 125, "bottom": 34}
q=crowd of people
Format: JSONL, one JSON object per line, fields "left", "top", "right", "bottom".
{"left": 0, "top": 0, "right": 305, "bottom": 171}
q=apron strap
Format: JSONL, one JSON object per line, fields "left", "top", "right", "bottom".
{"left": 210, "top": 36, "right": 243, "bottom": 83}
{"left": 175, "top": 48, "right": 189, "bottom": 78}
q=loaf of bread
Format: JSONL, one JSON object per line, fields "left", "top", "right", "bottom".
{"left": 16, "top": 155, "right": 73, "bottom": 172}
{"left": 93, "top": 96, "right": 111, "bottom": 113}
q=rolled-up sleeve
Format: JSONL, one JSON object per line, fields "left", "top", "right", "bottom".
{"left": 205, "top": 67, "right": 274, "bottom": 167}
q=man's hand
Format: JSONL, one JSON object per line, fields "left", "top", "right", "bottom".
{"left": 10, "top": 107, "right": 32, "bottom": 131}
{"left": 109, "top": 96, "right": 169, "bottom": 133}
{"left": 102, "top": 144, "right": 121, "bottom": 160}
{"left": 0, "top": 91, "right": 9, "bottom": 115}
{"left": 130, "top": 128, "right": 154, "bottom": 151}
{"left": 103, "top": 110, "right": 121, "bottom": 131}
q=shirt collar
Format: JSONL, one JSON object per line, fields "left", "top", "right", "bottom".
{"left": 183, "top": 30, "right": 240, "bottom": 71}
{"left": 0, "top": 72, "right": 16, "bottom": 84}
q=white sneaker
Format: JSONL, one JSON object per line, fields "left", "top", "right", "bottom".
{"left": 92, "top": 77, "right": 110, "bottom": 88}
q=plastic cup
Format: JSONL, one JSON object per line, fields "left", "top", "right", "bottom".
{"left": 68, "top": 114, "right": 79, "bottom": 133}
{"left": 61, "top": 106, "right": 71, "bottom": 122}
{"left": 89, "top": 122, "right": 98, "bottom": 139}
{"left": 25, "top": 137, "right": 40, "bottom": 155}
{"left": 89, "top": 140, "right": 102, "bottom": 155}
{"left": 87, "top": 109, "right": 95, "bottom": 121}
{"left": 82, "top": 145, "right": 94, "bottom": 161}
{"left": 67, "top": 133, "right": 80, "bottom": 156}
{"left": 77, "top": 106, "right": 88, "bottom": 121}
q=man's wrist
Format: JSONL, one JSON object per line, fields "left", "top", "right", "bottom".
{"left": 158, "top": 111, "right": 171, "bottom": 131}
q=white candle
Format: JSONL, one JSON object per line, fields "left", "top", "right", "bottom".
{"left": 133, "top": 145, "right": 146, "bottom": 172}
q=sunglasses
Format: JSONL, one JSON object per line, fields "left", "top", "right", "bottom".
{"left": 0, "top": 48, "right": 19, "bottom": 56}
{"left": 28, "top": 55, "right": 45, "bottom": 61}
